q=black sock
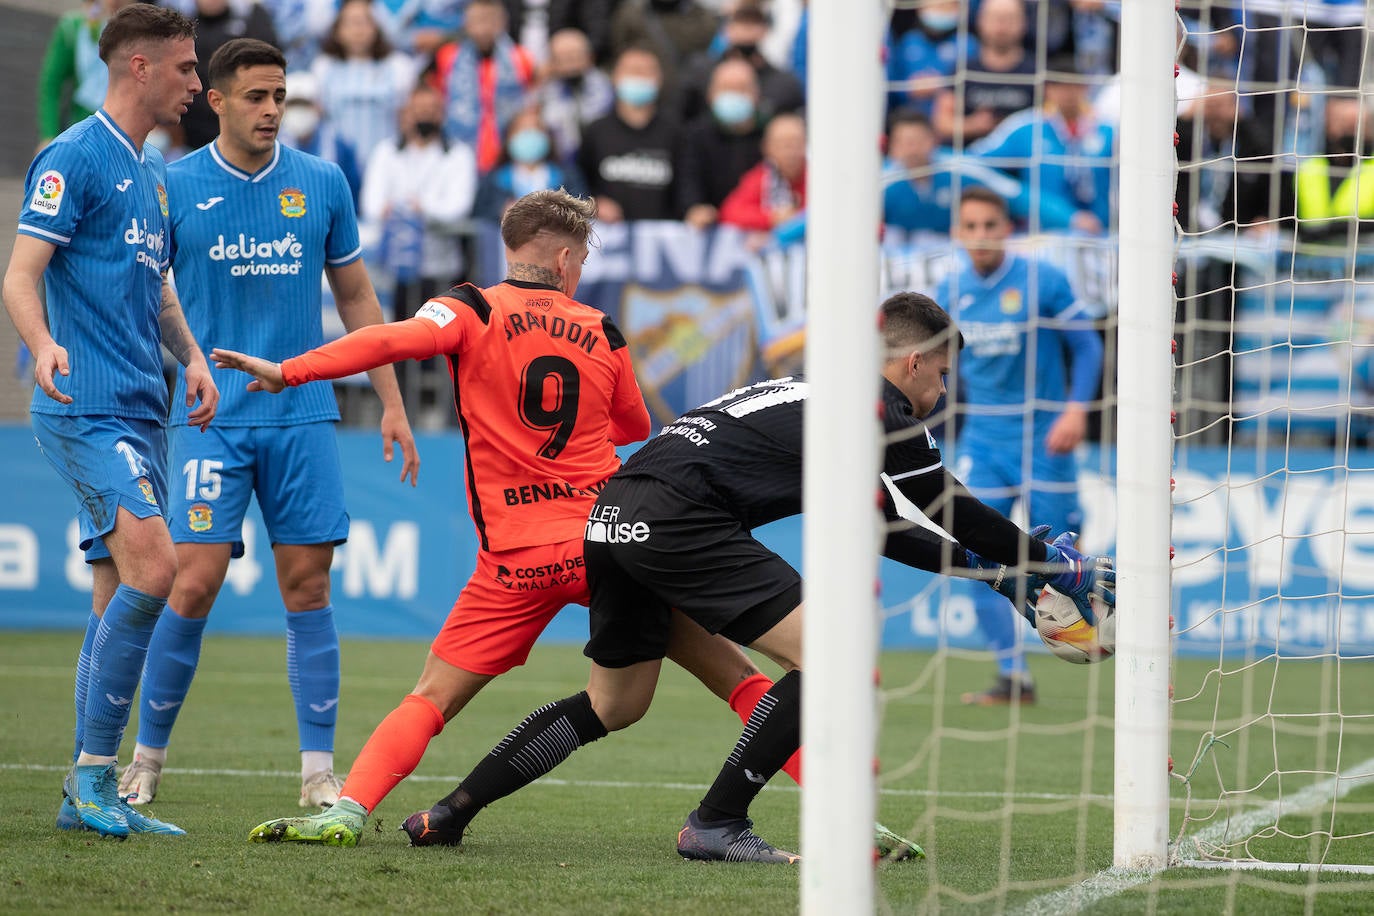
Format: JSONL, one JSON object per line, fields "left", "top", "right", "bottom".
{"left": 437, "top": 691, "right": 608, "bottom": 829}
{"left": 697, "top": 669, "right": 802, "bottom": 824}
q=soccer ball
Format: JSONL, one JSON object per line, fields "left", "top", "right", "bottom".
{"left": 1033, "top": 586, "right": 1115, "bottom": 664}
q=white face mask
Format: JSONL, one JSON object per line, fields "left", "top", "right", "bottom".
{"left": 280, "top": 106, "right": 321, "bottom": 141}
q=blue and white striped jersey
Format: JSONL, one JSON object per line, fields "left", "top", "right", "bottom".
{"left": 17, "top": 110, "right": 171, "bottom": 421}
{"left": 167, "top": 141, "right": 361, "bottom": 427}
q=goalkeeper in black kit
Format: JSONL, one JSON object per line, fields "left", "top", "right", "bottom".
{"left": 397, "top": 291, "right": 1116, "bottom": 862}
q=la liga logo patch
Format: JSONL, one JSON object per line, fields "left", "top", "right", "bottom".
{"left": 29, "top": 170, "right": 65, "bottom": 215}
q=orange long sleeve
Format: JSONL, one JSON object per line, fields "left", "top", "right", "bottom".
{"left": 282, "top": 318, "right": 446, "bottom": 386}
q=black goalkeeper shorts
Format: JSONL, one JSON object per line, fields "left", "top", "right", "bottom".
{"left": 583, "top": 475, "right": 801, "bottom": 668}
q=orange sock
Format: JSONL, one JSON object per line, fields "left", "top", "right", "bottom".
{"left": 728, "top": 673, "right": 802, "bottom": 785}
{"left": 339, "top": 693, "right": 445, "bottom": 812}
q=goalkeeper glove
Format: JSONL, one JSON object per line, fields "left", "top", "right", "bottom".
{"left": 1041, "top": 531, "right": 1117, "bottom": 625}
{"left": 965, "top": 525, "right": 1053, "bottom": 624}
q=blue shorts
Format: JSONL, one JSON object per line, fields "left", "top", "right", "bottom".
{"left": 955, "top": 434, "right": 1082, "bottom": 535}
{"left": 32, "top": 413, "right": 169, "bottom": 563}
{"left": 167, "top": 422, "right": 349, "bottom": 555}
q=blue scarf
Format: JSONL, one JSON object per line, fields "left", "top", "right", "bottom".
{"left": 444, "top": 35, "right": 525, "bottom": 148}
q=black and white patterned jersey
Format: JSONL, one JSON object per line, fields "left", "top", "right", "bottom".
{"left": 617, "top": 375, "right": 1044, "bottom": 569}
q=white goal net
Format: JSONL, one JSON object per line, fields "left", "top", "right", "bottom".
{"left": 805, "top": 0, "right": 1374, "bottom": 912}
{"left": 1167, "top": 0, "right": 1374, "bottom": 883}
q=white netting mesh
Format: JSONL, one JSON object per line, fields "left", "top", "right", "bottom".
{"left": 868, "top": 1, "right": 1374, "bottom": 910}
{"left": 1169, "top": 0, "right": 1374, "bottom": 878}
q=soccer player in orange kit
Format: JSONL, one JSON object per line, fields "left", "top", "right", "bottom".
{"left": 214, "top": 189, "right": 771, "bottom": 846}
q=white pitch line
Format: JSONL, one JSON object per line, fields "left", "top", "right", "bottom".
{"left": 1008, "top": 755, "right": 1374, "bottom": 916}
{"left": 0, "top": 762, "right": 1104, "bottom": 803}
{"left": 1006, "top": 867, "right": 1162, "bottom": 916}
{"left": 1176, "top": 755, "right": 1374, "bottom": 860}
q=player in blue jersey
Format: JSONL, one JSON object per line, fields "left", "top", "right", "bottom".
{"left": 117, "top": 38, "right": 419, "bottom": 810}
{"left": 938, "top": 187, "right": 1104, "bottom": 705}
{"left": 969, "top": 56, "right": 1116, "bottom": 235}
{"left": 2, "top": 4, "right": 216, "bottom": 838}
{"left": 882, "top": 108, "right": 1024, "bottom": 237}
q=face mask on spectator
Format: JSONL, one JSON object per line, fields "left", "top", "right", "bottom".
{"left": 509, "top": 129, "right": 551, "bottom": 164}
{"left": 919, "top": 9, "right": 960, "bottom": 33}
{"left": 414, "top": 120, "right": 442, "bottom": 139}
{"left": 711, "top": 91, "right": 756, "bottom": 126}
{"left": 615, "top": 77, "right": 659, "bottom": 107}
{"left": 731, "top": 43, "right": 760, "bottom": 59}
{"left": 280, "top": 106, "right": 320, "bottom": 141}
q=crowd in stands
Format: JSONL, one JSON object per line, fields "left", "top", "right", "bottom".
{"left": 37, "top": 0, "right": 1374, "bottom": 282}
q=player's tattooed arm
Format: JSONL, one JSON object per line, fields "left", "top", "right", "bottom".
{"left": 158, "top": 274, "right": 201, "bottom": 366}
{"left": 507, "top": 262, "right": 562, "bottom": 287}
{"left": 160, "top": 273, "right": 220, "bottom": 429}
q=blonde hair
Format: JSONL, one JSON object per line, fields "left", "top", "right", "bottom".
{"left": 500, "top": 189, "right": 597, "bottom": 252}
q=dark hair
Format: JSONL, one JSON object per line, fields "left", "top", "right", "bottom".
{"left": 881, "top": 292, "right": 964, "bottom": 355}
{"left": 208, "top": 38, "right": 287, "bottom": 91}
{"left": 888, "top": 107, "right": 933, "bottom": 134}
{"left": 728, "top": 3, "right": 771, "bottom": 27}
{"left": 959, "top": 184, "right": 1010, "bottom": 216}
{"left": 98, "top": 4, "right": 195, "bottom": 64}
{"left": 320, "top": 0, "right": 395, "bottom": 61}
{"left": 614, "top": 44, "right": 663, "bottom": 72}
{"left": 1045, "top": 51, "right": 1080, "bottom": 83}
{"left": 501, "top": 189, "right": 597, "bottom": 251}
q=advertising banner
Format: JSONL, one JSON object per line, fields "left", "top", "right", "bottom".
{"left": 3, "top": 427, "right": 1369, "bottom": 658}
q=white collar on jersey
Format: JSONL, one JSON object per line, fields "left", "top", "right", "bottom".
{"left": 94, "top": 110, "right": 143, "bottom": 163}
{"left": 209, "top": 140, "right": 281, "bottom": 183}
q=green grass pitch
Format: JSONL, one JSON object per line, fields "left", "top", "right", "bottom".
{"left": 3, "top": 632, "right": 1374, "bottom": 913}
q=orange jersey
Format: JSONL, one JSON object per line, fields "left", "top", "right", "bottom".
{"left": 282, "top": 279, "right": 651, "bottom": 551}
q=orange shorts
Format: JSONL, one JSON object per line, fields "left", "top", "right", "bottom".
{"left": 431, "top": 538, "right": 590, "bottom": 676}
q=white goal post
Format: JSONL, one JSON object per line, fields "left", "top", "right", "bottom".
{"left": 1111, "top": 0, "right": 1176, "bottom": 871}
{"left": 800, "top": 0, "right": 886, "bottom": 913}
{"left": 800, "top": 0, "right": 1180, "bottom": 901}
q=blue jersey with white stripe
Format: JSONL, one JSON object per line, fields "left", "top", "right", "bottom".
{"left": 938, "top": 253, "right": 1102, "bottom": 436}
{"left": 17, "top": 111, "right": 171, "bottom": 421}
{"left": 167, "top": 141, "right": 361, "bottom": 426}
{"left": 883, "top": 152, "right": 1024, "bottom": 234}
{"left": 971, "top": 110, "right": 1115, "bottom": 232}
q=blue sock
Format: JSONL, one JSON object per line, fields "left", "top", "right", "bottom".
{"left": 971, "top": 583, "right": 1027, "bottom": 678}
{"left": 84, "top": 585, "right": 166, "bottom": 756}
{"left": 286, "top": 605, "right": 339, "bottom": 752}
{"left": 136, "top": 609, "right": 208, "bottom": 748}
{"left": 72, "top": 612, "right": 100, "bottom": 762}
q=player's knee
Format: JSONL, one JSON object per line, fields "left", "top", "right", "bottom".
{"left": 169, "top": 574, "right": 220, "bottom": 616}
{"left": 587, "top": 690, "right": 650, "bottom": 732}
{"left": 132, "top": 553, "right": 178, "bottom": 599}
{"left": 279, "top": 573, "right": 331, "bottom": 612}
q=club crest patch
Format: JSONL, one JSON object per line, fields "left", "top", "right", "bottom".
{"left": 279, "top": 188, "right": 306, "bottom": 218}
{"left": 137, "top": 477, "right": 157, "bottom": 505}
{"left": 188, "top": 502, "right": 213, "bottom": 532}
